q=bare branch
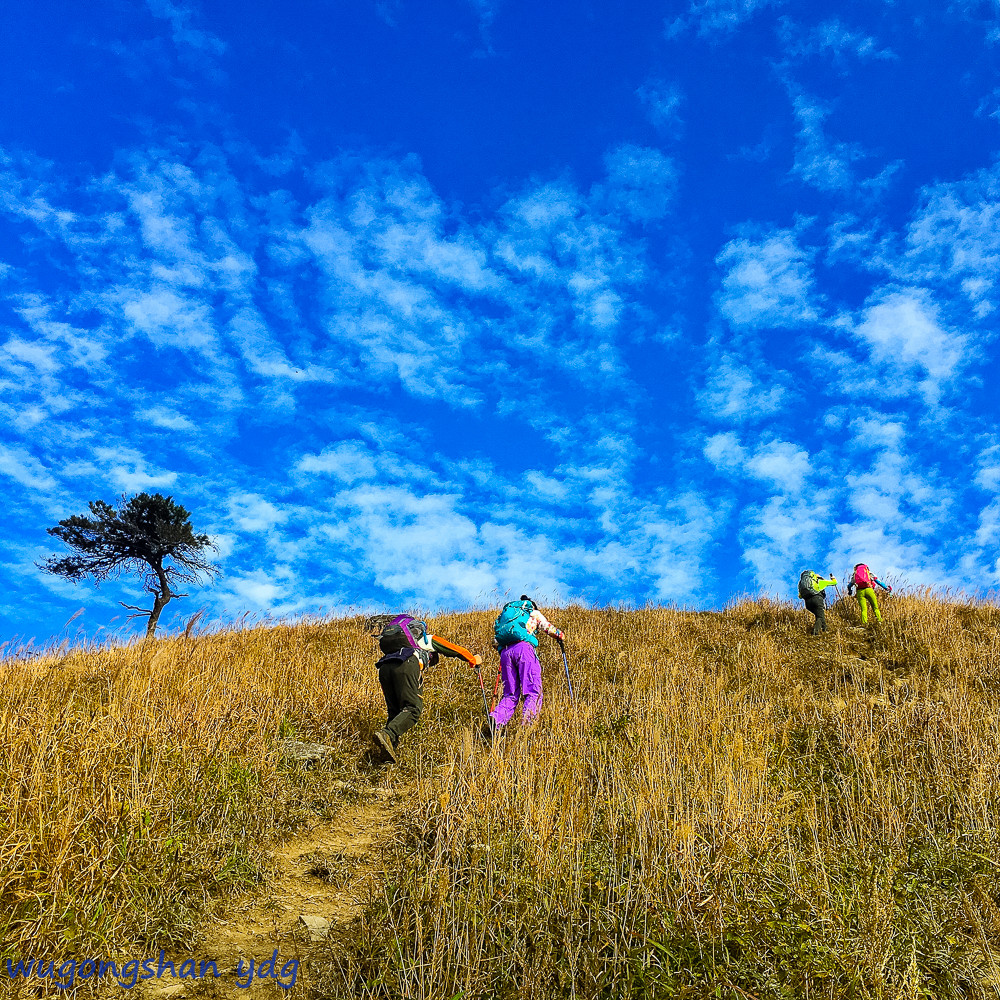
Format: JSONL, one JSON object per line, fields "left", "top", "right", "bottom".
{"left": 120, "top": 602, "right": 152, "bottom": 623}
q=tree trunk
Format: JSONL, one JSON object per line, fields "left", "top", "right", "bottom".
{"left": 146, "top": 564, "right": 174, "bottom": 637}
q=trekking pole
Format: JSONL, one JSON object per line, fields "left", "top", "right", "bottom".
{"left": 490, "top": 660, "right": 502, "bottom": 712}
{"left": 472, "top": 655, "right": 491, "bottom": 718}
{"left": 559, "top": 638, "right": 575, "bottom": 704}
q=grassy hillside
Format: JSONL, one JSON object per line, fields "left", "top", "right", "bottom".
{"left": 2, "top": 595, "right": 1000, "bottom": 998}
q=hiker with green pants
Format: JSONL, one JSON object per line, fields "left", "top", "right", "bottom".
{"left": 847, "top": 563, "right": 892, "bottom": 625}
{"left": 798, "top": 570, "right": 838, "bottom": 635}
{"left": 369, "top": 614, "right": 481, "bottom": 763}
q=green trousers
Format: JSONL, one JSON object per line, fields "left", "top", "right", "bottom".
{"left": 856, "top": 587, "right": 881, "bottom": 624}
{"left": 378, "top": 653, "right": 424, "bottom": 747}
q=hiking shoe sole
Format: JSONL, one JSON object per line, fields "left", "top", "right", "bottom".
{"left": 372, "top": 730, "right": 396, "bottom": 763}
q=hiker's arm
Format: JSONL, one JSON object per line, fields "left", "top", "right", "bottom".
{"left": 815, "top": 577, "right": 837, "bottom": 592}
{"left": 874, "top": 577, "right": 892, "bottom": 592}
{"left": 427, "top": 634, "right": 480, "bottom": 667}
{"left": 529, "top": 609, "right": 565, "bottom": 641}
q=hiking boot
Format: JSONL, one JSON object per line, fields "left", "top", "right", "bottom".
{"left": 372, "top": 729, "right": 396, "bottom": 763}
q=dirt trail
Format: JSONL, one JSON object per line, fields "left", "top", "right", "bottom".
{"left": 146, "top": 777, "right": 412, "bottom": 998}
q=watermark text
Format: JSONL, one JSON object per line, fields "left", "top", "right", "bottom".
{"left": 5, "top": 949, "right": 299, "bottom": 990}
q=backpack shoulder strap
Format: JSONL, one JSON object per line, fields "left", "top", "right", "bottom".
{"left": 389, "top": 614, "right": 419, "bottom": 647}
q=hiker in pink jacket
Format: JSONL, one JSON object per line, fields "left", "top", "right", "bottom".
{"left": 847, "top": 563, "right": 892, "bottom": 625}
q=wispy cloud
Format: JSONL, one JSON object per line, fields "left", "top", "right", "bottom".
{"left": 600, "top": 145, "right": 677, "bottom": 223}
{"left": 816, "top": 286, "right": 971, "bottom": 407}
{"left": 900, "top": 162, "right": 1000, "bottom": 317}
{"left": 636, "top": 79, "right": 684, "bottom": 136}
{"left": 778, "top": 17, "right": 896, "bottom": 66}
{"left": 788, "top": 91, "right": 900, "bottom": 198}
{"left": 667, "top": 0, "right": 783, "bottom": 39}
{"left": 145, "top": 0, "right": 227, "bottom": 78}
{"left": 715, "top": 228, "right": 820, "bottom": 329}
{"left": 854, "top": 288, "right": 968, "bottom": 386}
{"left": 698, "top": 357, "right": 788, "bottom": 423}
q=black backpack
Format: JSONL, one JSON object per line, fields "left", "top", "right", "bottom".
{"left": 376, "top": 617, "right": 432, "bottom": 668}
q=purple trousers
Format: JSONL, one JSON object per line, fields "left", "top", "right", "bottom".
{"left": 491, "top": 640, "right": 542, "bottom": 727}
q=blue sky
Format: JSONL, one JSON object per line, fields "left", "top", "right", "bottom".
{"left": 3, "top": 0, "right": 1000, "bottom": 644}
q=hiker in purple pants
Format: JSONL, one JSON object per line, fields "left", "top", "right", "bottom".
{"left": 490, "top": 596, "right": 564, "bottom": 731}
{"left": 493, "top": 640, "right": 545, "bottom": 726}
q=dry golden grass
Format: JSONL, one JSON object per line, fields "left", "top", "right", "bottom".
{"left": 3, "top": 595, "right": 1000, "bottom": 999}
{"left": 0, "top": 615, "right": 387, "bottom": 962}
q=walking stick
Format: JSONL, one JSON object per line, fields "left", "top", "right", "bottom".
{"left": 472, "top": 655, "right": 491, "bottom": 718}
{"left": 559, "top": 639, "right": 575, "bottom": 703}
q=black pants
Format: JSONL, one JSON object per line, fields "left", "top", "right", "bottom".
{"left": 804, "top": 594, "right": 827, "bottom": 634}
{"left": 378, "top": 654, "right": 423, "bottom": 747}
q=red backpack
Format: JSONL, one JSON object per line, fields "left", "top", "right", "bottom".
{"left": 854, "top": 564, "right": 873, "bottom": 589}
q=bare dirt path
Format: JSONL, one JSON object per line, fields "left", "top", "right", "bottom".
{"left": 145, "top": 776, "right": 413, "bottom": 999}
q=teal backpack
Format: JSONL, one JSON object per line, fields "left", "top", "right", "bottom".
{"left": 494, "top": 599, "right": 537, "bottom": 649}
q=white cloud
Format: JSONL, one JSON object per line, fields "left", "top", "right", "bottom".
{"left": 0, "top": 446, "right": 58, "bottom": 492}
{"left": 787, "top": 89, "right": 902, "bottom": 199}
{"left": 295, "top": 441, "right": 379, "bottom": 482}
{"left": 947, "top": 1, "right": 1000, "bottom": 44}
{"left": 601, "top": 145, "right": 677, "bottom": 223}
{"left": 636, "top": 80, "right": 684, "bottom": 135}
{"left": 716, "top": 229, "right": 819, "bottom": 329}
{"left": 1, "top": 338, "right": 60, "bottom": 374}
{"left": 901, "top": 162, "right": 1000, "bottom": 312}
{"left": 699, "top": 357, "right": 787, "bottom": 422}
{"left": 745, "top": 440, "right": 811, "bottom": 493}
{"left": 853, "top": 287, "right": 968, "bottom": 391}
{"left": 975, "top": 442, "right": 1000, "bottom": 491}
{"left": 818, "top": 416, "right": 959, "bottom": 589}
{"left": 144, "top": 0, "right": 227, "bottom": 80}
{"left": 742, "top": 494, "right": 831, "bottom": 594}
{"left": 637, "top": 491, "right": 719, "bottom": 601}
{"left": 704, "top": 432, "right": 747, "bottom": 473}
{"left": 523, "top": 471, "right": 569, "bottom": 502}
{"left": 143, "top": 407, "right": 198, "bottom": 432}
{"left": 227, "top": 493, "right": 289, "bottom": 532}
{"left": 13, "top": 296, "right": 111, "bottom": 369}
{"left": 704, "top": 433, "right": 812, "bottom": 494}
{"left": 977, "top": 87, "right": 1000, "bottom": 121}
{"left": 668, "top": 0, "right": 782, "bottom": 39}
{"left": 779, "top": 17, "right": 895, "bottom": 64}
{"left": 791, "top": 94, "right": 860, "bottom": 194}
{"left": 120, "top": 287, "right": 218, "bottom": 353}
{"left": 90, "top": 447, "right": 179, "bottom": 493}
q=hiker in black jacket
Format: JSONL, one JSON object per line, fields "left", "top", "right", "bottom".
{"left": 797, "top": 570, "right": 838, "bottom": 635}
{"left": 368, "top": 614, "right": 480, "bottom": 763}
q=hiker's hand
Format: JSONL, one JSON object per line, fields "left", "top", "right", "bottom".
{"left": 473, "top": 654, "right": 483, "bottom": 666}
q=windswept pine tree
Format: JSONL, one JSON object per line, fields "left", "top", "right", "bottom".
{"left": 39, "top": 492, "right": 218, "bottom": 637}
